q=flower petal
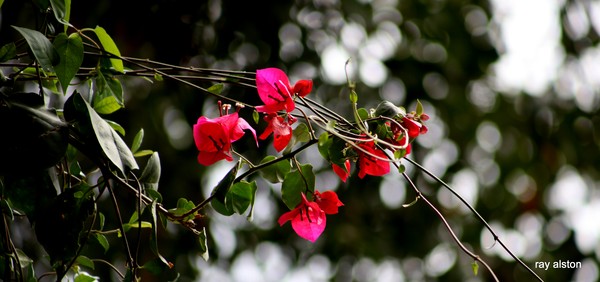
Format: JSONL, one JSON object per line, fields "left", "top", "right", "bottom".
{"left": 256, "top": 68, "right": 294, "bottom": 113}
{"left": 315, "top": 190, "right": 343, "bottom": 214}
{"left": 291, "top": 201, "right": 326, "bottom": 242}
{"left": 293, "top": 79, "right": 313, "bottom": 97}
{"left": 332, "top": 160, "right": 351, "bottom": 182}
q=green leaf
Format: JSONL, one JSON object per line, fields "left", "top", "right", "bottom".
{"left": 198, "top": 227, "right": 209, "bottom": 261}
{"left": 258, "top": 155, "right": 290, "bottom": 183}
{"left": 134, "top": 149, "right": 154, "bottom": 157}
{"left": 281, "top": 164, "right": 315, "bottom": 210}
{"left": 349, "top": 90, "right": 358, "bottom": 103}
{"left": 94, "top": 234, "right": 109, "bottom": 253}
{"left": 471, "top": 261, "right": 479, "bottom": 276}
{"left": 0, "top": 42, "right": 16, "bottom": 62}
{"left": 293, "top": 123, "right": 311, "bottom": 143}
{"left": 317, "top": 132, "right": 331, "bottom": 160}
{"left": 75, "top": 255, "right": 95, "bottom": 270}
{"left": 416, "top": 99, "right": 424, "bottom": 116}
{"left": 104, "top": 119, "right": 125, "bottom": 136}
{"left": 210, "top": 164, "right": 238, "bottom": 203}
{"left": 49, "top": 0, "right": 71, "bottom": 28}
{"left": 12, "top": 26, "right": 59, "bottom": 72}
{"left": 73, "top": 271, "right": 99, "bottom": 282}
{"left": 149, "top": 200, "right": 172, "bottom": 268}
{"left": 93, "top": 70, "right": 123, "bottom": 114}
{"left": 131, "top": 129, "right": 144, "bottom": 153}
{"left": 98, "top": 212, "right": 105, "bottom": 230}
{"left": 94, "top": 26, "right": 124, "bottom": 73}
{"left": 153, "top": 73, "right": 163, "bottom": 81}
{"left": 140, "top": 152, "right": 161, "bottom": 191}
{"left": 226, "top": 181, "right": 257, "bottom": 215}
{"left": 53, "top": 32, "right": 83, "bottom": 93}
{"left": 207, "top": 83, "right": 223, "bottom": 95}
{"left": 357, "top": 107, "right": 370, "bottom": 120}
{"left": 64, "top": 92, "right": 138, "bottom": 174}
{"left": 168, "top": 198, "right": 196, "bottom": 220}
{"left": 252, "top": 110, "right": 259, "bottom": 124}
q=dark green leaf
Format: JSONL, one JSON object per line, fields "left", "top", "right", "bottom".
{"left": 357, "top": 107, "right": 370, "bottom": 120}
{"left": 94, "top": 234, "right": 109, "bottom": 253}
{"left": 105, "top": 119, "right": 125, "bottom": 136}
{"left": 210, "top": 164, "right": 238, "bottom": 203}
{"left": 281, "top": 164, "right": 315, "bottom": 209}
{"left": 226, "top": 181, "right": 257, "bottom": 215}
{"left": 168, "top": 198, "right": 196, "bottom": 220}
{"left": 317, "top": 132, "right": 331, "bottom": 160}
{"left": 53, "top": 32, "right": 83, "bottom": 93}
{"left": 12, "top": 26, "right": 59, "bottom": 72}
{"left": 64, "top": 92, "right": 138, "bottom": 174}
{"left": 293, "top": 123, "right": 311, "bottom": 143}
{"left": 3, "top": 170, "right": 57, "bottom": 220}
{"left": 258, "top": 155, "right": 290, "bottom": 183}
{"left": 94, "top": 26, "right": 124, "bottom": 72}
{"left": 140, "top": 152, "right": 161, "bottom": 191}
{"left": 149, "top": 200, "right": 172, "bottom": 268}
{"left": 49, "top": 0, "right": 71, "bottom": 27}
{"left": 0, "top": 42, "right": 16, "bottom": 62}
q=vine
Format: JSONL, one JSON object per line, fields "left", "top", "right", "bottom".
{"left": 0, "top": 1, "right": 543, "bottom": 281}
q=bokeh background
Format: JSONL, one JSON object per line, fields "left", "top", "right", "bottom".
{"left": 2, "top": 0, "right": 600, "bottom": 281}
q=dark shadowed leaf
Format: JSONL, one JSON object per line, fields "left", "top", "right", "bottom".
{"left": 53, "top": 32, "right": 83, "bottom": 93}
{"left": 281, "top": 164, "right": 315, "bottom": 210}
{"left": 12, "top": 26, "right": 59, "bottom": 72}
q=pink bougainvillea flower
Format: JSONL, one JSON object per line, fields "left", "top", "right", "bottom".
{"left": 332, "top": 160, "right": 351, "bottom": 182}
{"left": 255, "top": 68, "right": 313, "bottom": 113}
{"left": 259, "top": 113, "right": 293, "bottom": 152}
{"left": 193, "top": 112, "right": 257, "bottom": 166}
{"left": 278, "top": 190, "right": 343, "bottom": 242}
{"left": 278, "top": 193, "right": 326, "bottom": 242}
{"left": 356, "top": 141, "right": 390, "bottom": 179}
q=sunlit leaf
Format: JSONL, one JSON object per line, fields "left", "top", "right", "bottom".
{"left": 93, "top": 70, "right": 123, "bottom": 114}
{"left": 94, "top": 234, "right": 109, "bottom": 253}
{"left": 471, "top": 261, "right": 479, "bottom": 276}
{"left": 73, "top": 271, "right": 99, "bottom": 282}
{"left": 12, "top": 26, "right": 59, "bottom": 72}
{"left": 134, "top": 149, "right": 154, "bottom": 157}
{"left": 75, "top": 255, "right": 95, "bottom": 270}
{"left": 131, "top": 129, "right": 144, "bottom": 153}
{"left": 198, "top": 227, "right": 209, "bottom": 261}
{"left": 94, "top": 26, "right": 124, "bottom": 73}
{"left": 207, "top": 83, "right": 223, "bottom": 95}
{"left": 104, "top": 119, "right": 125, "bottom": 136}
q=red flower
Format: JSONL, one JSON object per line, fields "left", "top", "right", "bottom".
{"left": 402, "top": 117, "right": 423, "bottom": 139}
{"left": 278, "top": 190, "right": 343, "bottom": 242}
{"left": 332, "top": 160, "right": 351, "bottom": 182}
{"left": 193, "top": 112, "right": 257, "bottom": 166}
{"left": 259, "top": 113, "right": 293, "bottom": 152}
{"left": 357, "top": 141, "right": 390, "bottom": 179}
{"left": 255, "top": 68, "right": 312, "bottom": 113}
{"left": 314, "top": 190, "right": 344, "bottom": 214}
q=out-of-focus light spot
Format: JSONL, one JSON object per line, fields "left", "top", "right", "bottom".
{"left": 563, "top": 1, "right": 590, "bottom": 40}
{"left": 210, "top": 220, "right": 237, "bottom": 259}
{"left": 321, "top": 44, "right": 354, "bottom": 84}
{"left": 359, "top": 58, "right": 388, "bottom": 87}
{"left": 379, "top": 174, "right": 406, "bottom": 209}
{"left": 380, "top": 78, "right": 406, "bottom": 105}
{"left": 437, "top": 168, "right": 479, "bottom": 214}
{"left": 464, "top": 6, "right": 489, "bottom": 36}
{"left": 545, "top": 217, "right": 570, "bottom": 247}
{"left": 361, "top": 21, "right": 402, "bottom": 61}
{"left": 376, "top": 259, "right": 405, "bottom": 282}
{"left": 422, "top": 139, "right": 459, "bottom": 180}
{"left": 255, "top": 242, "right": 291, "bottom": 281}
{"left": 425, "top": 244, "right": 457, "bottom": 277}
{"left": 341, "top": 22, "right": 367, "bottom": 52}
{"left": 307, "top": 255, "right": 334, "bottom": 280}
{"left": 297, "top": 8, "right": 324, "bottom": 29}
{"left": 401, "top": 257, "right": 424, "bottom": 280}
{"left": 489, "top": 0, "right": 564, "bottom": 95}
{"left": 467, "top": 79, "right": 497, "bottom": 112}
{"left": 422, "top": 72, "right": 449, "bottom": 100}
{"left": 421, "top": 42, "right": 447, "bottom": 64}
{"left": 573, "top": 259, "right": 599, "bottom": 282}
{"left": 476, "top": 121, "right": 501, "bottom": 153}
{"left": 353, "top": 257, "right": 377, "bottom": 281}
{"left": 481, "top": 222, "right": 526, "bottom": 261}
{"left": 546, "top": 166, "right": 587, "bottom": 212}
{"left": 569, "top": 200, "right": 600, "bottom": 254}
{"left": 505, "top": 169, "right": 537, "bottom": 203}
{"left": 231, "top": 251, "right": 264, "bottom": 282}
{"left": 515, "top": 212, "right": 544, "bottom": 260}
{"left": 163, "top": 106, "right": 192, "bottom": 150}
